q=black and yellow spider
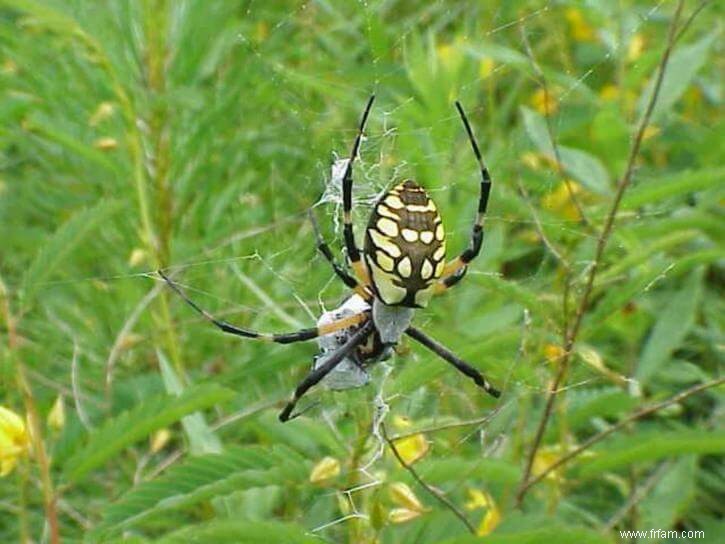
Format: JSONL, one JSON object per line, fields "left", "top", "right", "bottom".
{"left": 160, "top": 95, "right": 500, "bottom": 422}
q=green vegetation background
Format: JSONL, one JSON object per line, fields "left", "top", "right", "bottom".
{"left": 0, "top": 1, "right": 722, "bottom": 543}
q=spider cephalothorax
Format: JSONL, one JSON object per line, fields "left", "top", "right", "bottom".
{"left": 364, "top": 179, "right": 445, "bottom": 308}
{"left": 160, "top": 95, "right": 500, "bottom": 422}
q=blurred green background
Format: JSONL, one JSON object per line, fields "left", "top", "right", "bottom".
{"left": 0, "top": 0, "right": 723, "bottom": 542}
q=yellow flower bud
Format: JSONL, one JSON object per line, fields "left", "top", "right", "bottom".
{"left": 150, "top": 428, "right": 172, "bottom": 453}
{"left": 309, "top": 456, "right": 340, "bottom": 483}
{"left": 388, "top": 507, "right": 422, "bottom": 524}
{"left": 47, "top": 395, "right": 65, "bottom": 432}
{"left": 389, "top": 482, "right": 426, "bottom": 512}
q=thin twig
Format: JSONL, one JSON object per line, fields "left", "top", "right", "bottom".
{"left": 519, "top": 23, "right": 589, "bottom": 227}
{"left": 518, "top": 376, "right": 724, "bottom": 498}
{"left": 517, "top": 0, "right": 688, "bottom": 506}
{"left": 516, "top": 179, "right": 569, "bottom": 266}
{"left": 381, "top": 422, "right": 476, "bottom": 534}
{"left": 388, "top": 406, "right": 504, "bottom": 442}
{"left": 105, "top": 281, "right": 163, "bottom": 402}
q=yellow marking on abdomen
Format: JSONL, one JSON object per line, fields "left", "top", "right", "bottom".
{"left": 401, "top": 228, "right": 419, "bottom": 242}
{"left": 377, "top": 217, "right": 399, "bottom": 237}
{"left": 368, "top": 229, "right": 402, "bottom": 257}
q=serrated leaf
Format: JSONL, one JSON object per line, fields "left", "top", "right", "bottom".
{"left": 577, "top": 430, "right": 725, "bottom": 478}
{"left": 636, "top": 269, "right": 704, "bottom": 384}
{"left": 63, "top": 384, "right": 234, "bottom": 483}
{"left": 20, "top": 199, "right": 122, "bottom": 308}
{"left": 93, "top": 446, "right": 308, "bottom": 538}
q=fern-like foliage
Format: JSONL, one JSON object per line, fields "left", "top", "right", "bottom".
{"left": 20, "top": 199, "right": 121, "bottom": 308}
{"left": 63, "top": 384, "right": 234, "bottom": 483}
{"left": 91, "top": 445, "right": 309, "bottom": 540}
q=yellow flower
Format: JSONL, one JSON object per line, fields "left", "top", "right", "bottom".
{"left": 543, "top": 344, "right": 566, "bottom": 364}
{"left": 479, "top": 57, "right": 495, "bottom": 78}
{"left": 392, "top": 433, "right": 429, "bottom": 465}
{"left": 0, "top": 406, "right": 31, "bottom": 476}
{"left": 628, "top": 34, "right": 645, "bottom": 62}
{"left": 47, "top": 395, "right": 65, "bottom": 432}
{"left": 541, "top": 180, "right": 584, "bottom": 221}
{"left": 531, "top": 87, "right": 558, "bottom": 116}
{"left": 465, "top": 489, "right": 502, "bottom": 536}
{"left": 309, "top": 456, "right": 340, "bottom": 483}
{"left": 565, "top": 8, "right": 595, "bottom": 42}
{"left": 531, "top": 446, "right": 564, "bottom": 482}
{"left": 599, "top": 84, "right": 619, "bottom": 102}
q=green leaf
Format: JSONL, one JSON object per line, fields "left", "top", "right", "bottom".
{"left": 638, "top": 34, "right": 716, "bottom": 120}
{"left": 636, "top": 268, "right": 704, "bottom": 384}
{"left": 155, "top": 520, "right": 319, "bottom": 544}
{"left": 621, "top": 167, "right": 725, "bottom": 209}
{"left": 521, "top": 107, "right": 611, "bottom": 194}
{"left": 422, "top": 457, "right": 521, "bottom": 485}
{"left": 20, "top": 199, "right": 122, "bottom": 308}
{"left": 63, "top": 384, "right": 234, "bottom": 483}
{"left": 93, "top": 446, "right": 308, "bottom": 537}
{"left": 577, "top": 430, "right": 725, "bottom": 477}
{"left": 158, "top": 350, "right": 223, "bottom": 455}
{"left": 638, "top": 456, "right": 697, "bottom": 531}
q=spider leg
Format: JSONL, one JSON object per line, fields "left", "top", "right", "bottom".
{"left": 405, "top": 326, "right": 500, "bottom": 398}
{"left": 308, "top": 210, "right": 372, "bottom": 301}
{"left": 279, "top": 320, "right": 374, "bottom": 421}
{"left": 159, "top": 270, "right": 369, "bottom": 344}
{"left": 342, "top": 94, "right": 376, "bottom": 287}
{"left": 438, "top": 101, "right": 492, "bottom": 286}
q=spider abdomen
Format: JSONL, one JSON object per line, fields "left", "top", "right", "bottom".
{"left": 364, "top": 179, "right": 446, "bottom": 307}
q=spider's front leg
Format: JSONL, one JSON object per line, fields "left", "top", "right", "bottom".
{"left": 308, "top": 210, "right": 372, "bottom": 301}
{"left": 159, "top": 270, "right": 368, "bottom": 344}
{"left": 435, "top": 101, "right": 492, "bottom": 294}
{"left": 341, "top": 94, "right": 376, "bottom": 290}
{"left": 279, "top": 320, "right": 375, "bottom": 421}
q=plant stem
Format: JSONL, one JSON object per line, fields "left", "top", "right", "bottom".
{"left": 516, "top": 0, "right": 687, "bottom": 507}
{"left": 381, "top": 423, "right": 476, "bottom": 534}
{"left": 518, "top": 377, "right": 724, "bottom": 496}
{"left": 1, "top": 277, "right": 60, "bottom": 543}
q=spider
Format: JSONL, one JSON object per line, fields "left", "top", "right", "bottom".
{"left": 159, "top": 95, "right": 500, "bottom": 422}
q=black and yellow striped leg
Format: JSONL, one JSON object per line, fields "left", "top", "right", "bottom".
{"left": 159, "top": 270, "right": 369, "bottom": 344}
{"left": 309, "top": 211, "right": 372, "bottom": 301}
{"left": 279, "top": 320, "right": 375, "bottom": 422}
{"left": 441, "top": 101, "right": 492, "bottom": 283}
{"left": 342, "top": 94, "right": 376, "bottom": 286}
{"left": 406, "top": 326, "right": 500, "bottom": 398}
